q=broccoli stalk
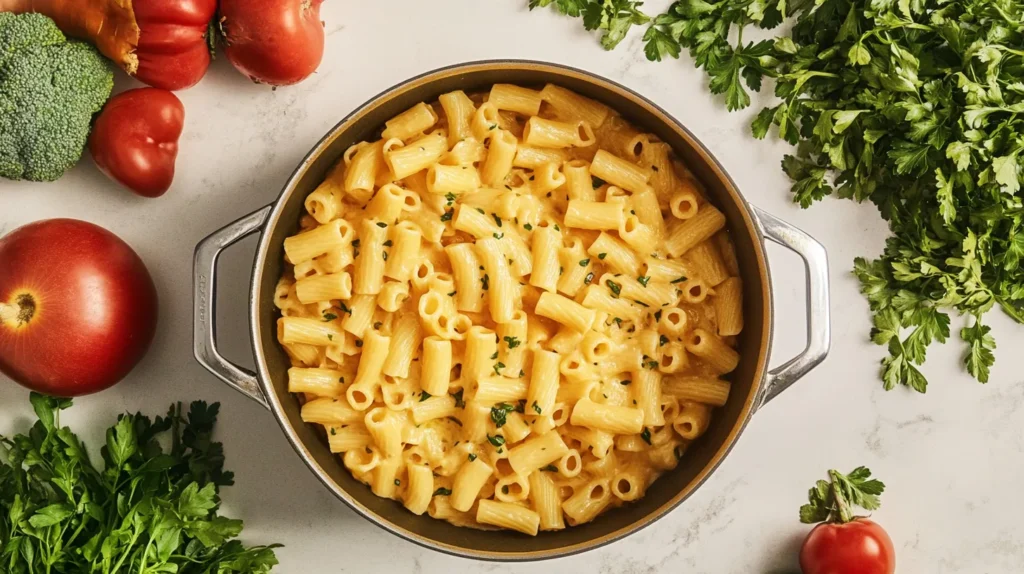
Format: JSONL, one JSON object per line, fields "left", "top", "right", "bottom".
{"left": 0, "top": 12, "right": 113, "bottom": 182}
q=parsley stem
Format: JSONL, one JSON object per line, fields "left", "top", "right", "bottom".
{"left": 828, "top": 469, "right": 856, "bottom": 524}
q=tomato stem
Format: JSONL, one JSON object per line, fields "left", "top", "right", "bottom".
{"left": 0, "top": 293, "right": 36, "bottom": 327}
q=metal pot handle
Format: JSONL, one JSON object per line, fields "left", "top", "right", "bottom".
{"left": 193, "top": 205, "right": 274, "bottom": 410}
{"left": 751, "top": 206, "right": 831, "bottom": 408}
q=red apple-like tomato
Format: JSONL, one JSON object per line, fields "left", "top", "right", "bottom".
{"left": 0, "top": 219, "right": 158, "bottom": 396}
{"left": 89, "top": 88, "right": 185, "bottom": 198}
{"left": 219, "top": 0, "right": 325, "bottom": 86}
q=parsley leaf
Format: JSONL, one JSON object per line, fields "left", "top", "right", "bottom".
{"left": 800, "top": 467, "right": 886, "bottom": 525}
{"left": 533, "top": 0, "right": 650, "bottom": 50}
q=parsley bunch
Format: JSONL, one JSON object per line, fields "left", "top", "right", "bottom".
{"left": 0, "top": 394, "right": 280, "bottom": 573}
{"left": 536, "top": 0, "right": 1024, "bottom": 390}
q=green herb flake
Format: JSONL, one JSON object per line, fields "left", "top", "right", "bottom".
{"left": 640, "top": 427, "right": 652, "bottom": 445}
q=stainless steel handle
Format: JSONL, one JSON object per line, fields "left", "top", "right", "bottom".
{"left": 193, "top": 205, "right": 273, "bottom": 409}
{"left": 752, "top": 206, "right": 831, "bottom": 407}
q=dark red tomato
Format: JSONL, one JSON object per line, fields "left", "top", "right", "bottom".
{"left": 89, "top": 88, "right": 184, "bottom": 198}
{"left": 0, "top": 220, "right": 158, "bottom": 396}
{"left": 135, "top": 0, "right": 218, "bottom": 91}
{"left": 219, "top": 0, "right": 325, "bottom": 86}
{"left": 800, "top": 518, "right": 896, "bottom": 574}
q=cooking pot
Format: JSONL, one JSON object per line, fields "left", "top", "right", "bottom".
{"left": 192, "top": 61, "right": 830, "bottom": 560}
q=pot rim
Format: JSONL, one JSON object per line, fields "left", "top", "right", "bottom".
{"left": 249, "top": 59, "right": 774, "bottom": 561}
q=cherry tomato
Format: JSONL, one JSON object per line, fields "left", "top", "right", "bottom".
{"left": 89, "top": 88, "right": 184, "bottom": 198}
{"left": 219, "top": 0, "right": 325, "bottom": 86}
{"left": 134, "top": 0, "right": 218, "bottom": 90}
{"left": 800, "top": 518, "right": 896, "bottom": 574}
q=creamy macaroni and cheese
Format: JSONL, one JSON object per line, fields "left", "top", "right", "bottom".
{"left": 274, "top": 84, "right": 743, "bottom": 535}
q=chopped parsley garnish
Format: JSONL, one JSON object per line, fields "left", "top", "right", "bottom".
{"left": 637, "top": 275, "right": 651, "bottom": 287}
{"left": 433, "top": 487, "right": 453, "bottom": 496}
{"left": 584, "top": 272, "right": 595, "bottom": 285}
{"left": 660, "top": 334, "right": 669, "bottom": 346}
{"left": 452, "top": 389, "right": 465, "bottom": 408}
{"left": 491, "top": 403, "right": 515, "bottom": 428}
{"left": 504, "top": 336, "right": 521, "bottom": 349}
{"left": 579, "top": 258, "right": 590, "bottom": 267}
{"left": 468, "top": 453, "right": 477, "bottom": 462}
{"left": 598, "top": 252, "right": 607, "bottom": 260}
{"left": 606, "top": 279, "right": 622, "bottom": 297}
{"left": 620, "top": 379, "right": 632, "bottom": 386}
{"left": 440, "top": 209, "right": 454, "bottom": 222}
{"left": 492, "top": 213, "right": 502, "bottom": 227}
{"left": 531, "top": 401, "right": 542, "bottom": 415}
{"left": 376, "top": 221, "right": 387, "bottom": 228}
{"left": 640, "top": 427, "right": 652, "bottom": 445}
{"left": 523, "top": 223, "right": 533, "bottom": 231}
{"left": 322, "top": 312, "right": 338, "bottom": 321}
{"left": 671, "top": 275, "right": 688, "bottom": 284}
{"left": 493, "top": 361, "right": 506, "bottom": 375}
{"left": 490, "top": 351, "right": 499, "bottom": 360}
{"left": 383, "top": 239, "right": 393, "bottom": 247}
{"left": 487, "top": 434, "right": 506, "bottom": 448}
{"left": 493, "top": 232, "right": 504, "bottom": 240}
{"left": 420, "top": 391, "right": 432, "bottom": 402}
{"left": 481, "top": 274, "right": 490, "bottom": 291}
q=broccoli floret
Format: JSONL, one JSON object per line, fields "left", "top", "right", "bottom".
{"left": 0, "top": 12, "right": 113, "bottom": 182}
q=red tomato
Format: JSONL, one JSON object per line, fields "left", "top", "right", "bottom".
{"left": 800, "top": 519, "right": 896, "bottom": 574}
{"left": 0, "top": 220, "right": 158, "bottom": 397}
{"left": 89, "top": 88, "right": 184, "bottom": 198}
{"left": 219, "top": 0, "right": 325, "bottom": 86}
{"left": 134, "top": 0, "right": 218, "bottom": 90}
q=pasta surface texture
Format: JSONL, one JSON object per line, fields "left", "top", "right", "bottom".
{"left": 276, "top": 84, "right": 744, "bottom": 534}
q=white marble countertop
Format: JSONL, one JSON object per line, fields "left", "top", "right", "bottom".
{"left": 3, "top": 1, "right": 1023, "bottom": 572}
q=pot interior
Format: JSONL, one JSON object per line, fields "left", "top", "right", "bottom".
{"left": 252, "top": 62, "right": 771, "bottom": 559}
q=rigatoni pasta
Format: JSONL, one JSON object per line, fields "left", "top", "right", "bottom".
{"left": 276, "top": 83, "right": 745, "bottom": 536}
